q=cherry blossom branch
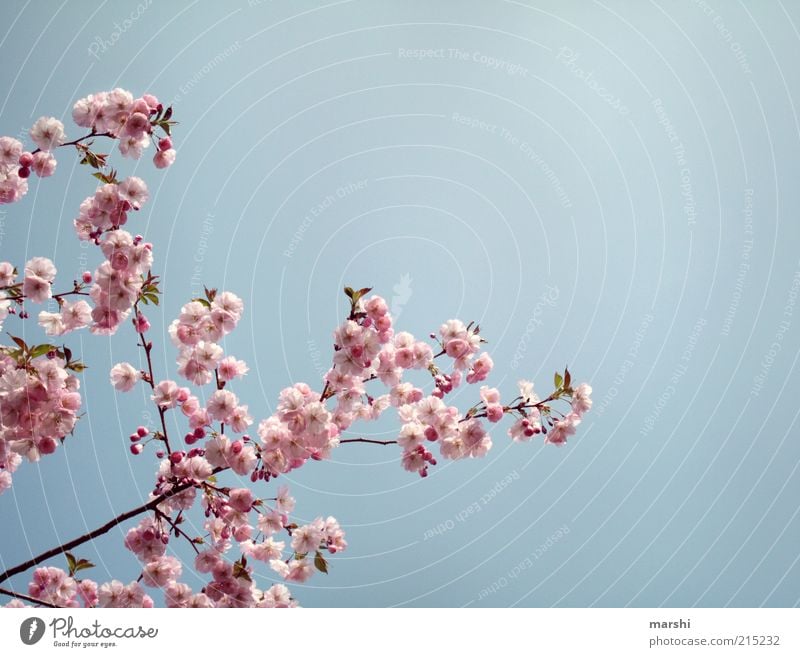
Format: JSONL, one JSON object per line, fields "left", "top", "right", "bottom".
{"left": 133, "top": 298, "right": 172, "bottom": 454}
{"left": 2, "top": 282, "right": 90, "bottom": 304}
{"left": 0, "top": 468, "right": 226, "bottom": 584}
{"left": 155, "top": 509, "right": 200, "bottom": 555}
{"left": 31, "top": 129, "right": 114, "bottom": 155}
{"left": 0, "top": 586, "right": 60, "bottom": 608}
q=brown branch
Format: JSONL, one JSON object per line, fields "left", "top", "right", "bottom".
{"left": 0, "top": 468, "right": 226, "bottom": 585}
{"left": 134, "top": 299, "right": 172, "bottom": 454}
{"left": 339, "top": 438, "right": 398, "bottom": 446}
{"left": 0, "top": 585, "right": 60, "bottom": 608}
{"left": 155, "top": 510, "right": 200, "bottom": 555}
{"left": 31, "top": 130, "right": 114, "bottom": 155}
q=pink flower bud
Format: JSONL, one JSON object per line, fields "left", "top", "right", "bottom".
{"left": 170, "top": 451, "right": 184, "bottom": 464}
{"left": 130, "top": 433, "right": 141, "bottom": 442}
{"left": 134, "top": 312, "right": 150, "bottom": 333}
{"left": 39, "top": 437, "right": 57, "bottom": 455}
{"left": 130, "top": 443, "right": 144, "bottom": 455}
{"left": 137, "top": 426, "right": 149, "bottom": 437}
{"left": 19, "top": 152, "right": 33, "bottom": 167}
{"left": 18, "top": 166, "right": 30, "bottom": 178}
{"left": 158, "top": 137, "right": 172, "bottom": 151}
{"left": 82, "top": 271, "right": 93, "bottom": 284}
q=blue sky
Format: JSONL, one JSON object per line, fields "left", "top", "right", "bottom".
{"left": 1, "top": 0, "right": 798, "bottom": 607}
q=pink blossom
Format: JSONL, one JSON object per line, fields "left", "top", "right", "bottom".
{"left": 22, "top": 275, "right": 50, "bottom": 303}
{"left": 291, "top": 523, "right": 324, "bottom": 554}
{"left": 110, "top": 362, "right": 139, "bottom": 392}
{"left": 31, "top": 151, "right": 57, "bottom": 177}
{"left": 228, "top": 488, "right": 254, "bottom": 512}
{"left": 571, "top": 383, "right": 593, "bottom": 416}
{"left": 29, "top": 116, "right": 66, "bottom": 151}
{"left": 117, "top": 176, "right": 149, "bottom": 209}
{"left": 545, "top": 413, "right": 580, "bottom": 446}
{"left": 0, "top": 261, "right": 15, "bottom": 286}
{"left": 0, "top": 137, "right": 23, "bottom": 165}
{"left": 152, "top": 379, "right": 180, "bottom": 408}
{"left": 0, "top": 165, "right": 27, "bottom": 204}
{"left": 154, "top": 148, "right": 176, "bottom": 168}
{"left": 141, "top": 556, "right": 182, "bottom": 588}
{"left": 217, "top": 356, "right": 249, "bottom": 381}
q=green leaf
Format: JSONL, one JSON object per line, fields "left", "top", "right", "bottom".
{"left": 314, "top": 551, "right": 329, "bottom": 574}
{"left": 74, "top": 558, "right": 95, "bottom": 574}
{"left": 29, "top": 344, "right": 56, "bottom": 359}
{"left": 65, "top": 551, "right": 77, "bottom": 576}
{"left": 67, "top": 361, "right": 87, "bottom": 372}
{"left": 554, "top": 372, "right": 563, "bottom": 390}
{"left": 9, "top": 335, "right": 27, "bottom": 353}
{"left": 232, "top": 559, "right": 251, "bottom": 582}
{"left": 343, "top": 287, "right": 354, "bottom": 300}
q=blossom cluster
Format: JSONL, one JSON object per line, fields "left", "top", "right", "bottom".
{"left": 116, "top": 482, "right": 343, "bottom": 607}
{"left": 71, "top": 88, "right": 176, "bottom": 165}
{"left": 1, "top": 88, "right": 175, "bottom": 207}
{"left": 0, "top": 351, "right": 82, "bottom": 493}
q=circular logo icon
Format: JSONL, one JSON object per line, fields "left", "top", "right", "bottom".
{"left": 20, "top": 617, "right": 45, "bottom": 645}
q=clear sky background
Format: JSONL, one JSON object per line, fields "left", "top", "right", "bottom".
{"left": 1, "top": 0, "right": 799, "bottom": 607}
